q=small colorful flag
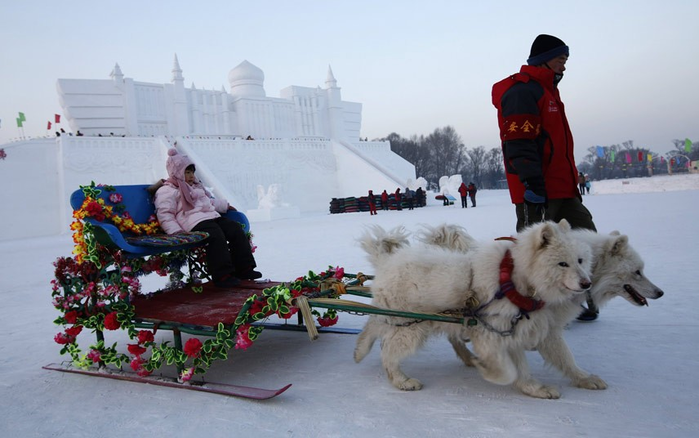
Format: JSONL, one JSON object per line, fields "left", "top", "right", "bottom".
{"left": 18, "top": 112, "right": 26, "bottom": 122}
{"left": 610, "top": 150, "right": 615, "bottom": 162}
{"left": 596, "top": 146, "right": 604, "bottom": 158}
{"left": 55, "top": 114, "right": 61, "bottom": 124}
{"left": 647, "top": 153, "right": 652, "bottom": 162}
{"left": 685, "top": 138, "right": 692, "bottom": 153}
{"left": 626, "top": 152, "right": 631, "bottom": 163}
{"left": 16, "top": 117, "right": 23, "bottom": 128}
{"left": 637, "top": 151, "right": 643, "bottom": 162}
{"left": 47, "top": 121, "right": 52, "bottom": 130}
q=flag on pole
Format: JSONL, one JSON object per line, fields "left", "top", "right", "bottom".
{"left": 16, "top": 117, "right": 23, "bottom": 128}
{"left": 685, "top": 138, "right": 692, "bottom": 153}
{"left": 610, "top": 150, "right": 615, "bottom": 162}
{"left": 55, "top": 114, "right": 61, "bottom": 124}
{"left": 637, "top": 152, "right": 643, "bottom": 162}
{"left": 647, "top": 153, "right": 652, "bottom": 162}
{"left": 47, "top": 121, "right": 52, "bottom": 130}
{"left": 18, "top": 112, "right": 26, "bottom": 122}
{"left": 626, "top": 152, "right": 631, "bottom": 163}
{"left": 596, "top": 146, "right": 604, "bottom": 158}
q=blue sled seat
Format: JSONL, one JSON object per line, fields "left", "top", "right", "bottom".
{"left": 70, "top": 184, "right": 250, "bottom": 257}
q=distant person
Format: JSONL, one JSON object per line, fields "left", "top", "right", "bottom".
{"left": 492, "top": 34, "right": 599, "bottom": 321}
{"left": 578, "top": 172, "right": 586, "bottom": 196}
{"left": 381, "top": 190, "right": 389, "bottom": 210}
{"left": 458, "top": 182, "right": 468, "bottom": 208}
{"left": 394, "top": 188, "right": 402, "bottom": 210}
{"left": 154, "top": 148, "right": 261, "bottom": 288}
{"left": 55, "top": 131, "right": 61, "bottom": 137}
{"left": 467, "top": 182, "right": 477, "bottom": 207}
{"left": 368, "top": 190, "right": 378, "bottom": 216}
{"left": 405, "top": 187, "right": 414, "bottom": 210}
{"left": 415, "top": 187, "right": 425, "bottom": 207}
{"left": 585, "top": 178, "right": 591, "bottom": 195}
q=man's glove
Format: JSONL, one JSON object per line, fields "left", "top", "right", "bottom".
{"left": 523, "top": 177, "right": 547, "bottom": 206}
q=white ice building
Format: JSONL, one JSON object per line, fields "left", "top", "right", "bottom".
{"left": 56, "top": 56, "right": 362, "bottom": 141}
{"left": 0, "top": 56, "right": 417, "bottom": 241}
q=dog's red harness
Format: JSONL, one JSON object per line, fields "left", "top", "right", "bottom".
{"left": 496, "top": 250, "right": 545, "bottom": 312}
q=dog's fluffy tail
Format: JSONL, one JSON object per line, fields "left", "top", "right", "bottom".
{"left": 358, "top": 225, "right": 410, "bottom": 267}
{"left": 415, "top": 223, "right": 478, "bottom": 253}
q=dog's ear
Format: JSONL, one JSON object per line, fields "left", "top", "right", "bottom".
{"left": 557, "top": 219, "right": 571, "bottom": 232}
{"left": 538, "top": 222, "right": 557, "bottom": 248}
{"left": 609, "top": 230, "right": 621, "bottom": 236}
{"left": 610, "top": 234, "right": 629, "bottom": 256}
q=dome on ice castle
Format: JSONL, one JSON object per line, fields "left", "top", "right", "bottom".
{"left": 228, "top": 60, "right": 265, "bottom": 98}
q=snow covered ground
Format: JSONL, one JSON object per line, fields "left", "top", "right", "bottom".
{"left": 1, "top": 174, "right": 698, "bottom": 438}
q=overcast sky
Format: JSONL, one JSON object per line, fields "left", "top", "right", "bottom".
{"left": 1, "top": 0, "right": 697, "bottom": 162}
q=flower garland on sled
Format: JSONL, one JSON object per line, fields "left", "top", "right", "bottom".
{"left": 52, "top": 182, "right": 349, "bottom": 381}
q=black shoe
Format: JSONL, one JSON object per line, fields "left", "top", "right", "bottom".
{"left": 214, "top": 275, "right": 241, "bottom": 288}
{"left": 576, "top": 306, "right": 598, "bottom": 322}
{"left": 238, "top": 270, "right": 262, "bottom": 280}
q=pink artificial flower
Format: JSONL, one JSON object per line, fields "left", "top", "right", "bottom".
{"left": 87, "top": 349, "right": 102, "bottom": 363}
{"left": 108, "top": 193, "right": 123, "bottom": 204}
{"left": 234, "top": 326, "right": 254, "bottom": 351}
{"left": 334, "top": 266, "right": 345, "bottom": 280}
{"left": 180, "top": 367, "right": 195, "bottom": 383}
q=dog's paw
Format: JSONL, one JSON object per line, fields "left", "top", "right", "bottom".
{"left": 394, "top": 377, "right": 423, "bottom": 391}
{"left": 574, "top": 375, "right": 608, "bottom": 390}
{"left": 519, "top": 383, "right": 561, "bottom": 399}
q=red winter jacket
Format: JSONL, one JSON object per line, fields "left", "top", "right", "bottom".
{"left": 492, "top": 65, "right": 580, "bottom": 204}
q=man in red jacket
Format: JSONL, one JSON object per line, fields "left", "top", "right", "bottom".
{"left": 492, "top": 34, "right": 599, "bottom": 321}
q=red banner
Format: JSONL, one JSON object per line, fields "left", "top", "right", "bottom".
{"left": 55, "top": 114, "right": 61, "bottom": 123}
{"left": 47, "top": 121, "right": 52, "bottom": 130}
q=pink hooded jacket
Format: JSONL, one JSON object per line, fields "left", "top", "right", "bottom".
{"left": 154, "top": 149, "right": 229, "bottom": 233}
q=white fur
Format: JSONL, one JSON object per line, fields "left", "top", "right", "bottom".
{"left": 355, "top": 220, "right": 593, "bottom": 398}
{"left": 422, "top": 224, "right": 664, "bottom": 395}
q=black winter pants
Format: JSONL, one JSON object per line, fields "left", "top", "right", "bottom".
{"left": 192, "top": 217, "right": 256, "bottom": 281}
{"left": 515, "top": 197, "right": 596, "bottom": 233}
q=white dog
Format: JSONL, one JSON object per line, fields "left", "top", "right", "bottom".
{"left": 420, "top": 223, "right": 664, "bottom": 397}
{"left": 355, "top": 220, "right": 593, "bottom": 398}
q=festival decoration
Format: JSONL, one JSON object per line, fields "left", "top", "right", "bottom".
{"left": 52, "top": 182, "right": 346, "bottom": 381}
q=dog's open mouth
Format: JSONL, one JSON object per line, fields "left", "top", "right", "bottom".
{"left": 624, "top": 284, "right": 648, "bottom": 306}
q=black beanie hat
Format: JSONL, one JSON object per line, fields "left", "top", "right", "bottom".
{"left": 527, "top": 34, "right": 569, "bottom": 66}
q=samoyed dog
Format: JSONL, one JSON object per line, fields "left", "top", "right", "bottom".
{"left": 354, "top": 220, "right": 592, "bottom": 398}
{"left": 418, "top": 223, "right": 664, "bottom": 397}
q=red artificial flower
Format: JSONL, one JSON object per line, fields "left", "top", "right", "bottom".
{"left": 137, "top": 330, "right": 154, "bottom": 345}
{"left": 127, "top": 344, "right": 147, "bottom": 356}
{"left": 130, "top": 356, "right": 145, "bottom": 372}
{"left": 334, "top": 266, "right": 345, "bottom": 280}
{"left": 64, "top": 310, "right": 79, "bottom": 324}
{"left": 317, "top": 315, "right": 339, "bottom": 327}
{"left": 136, "top": 368, "right": 152, "bottom": 377}
{"left": 103, "top": 312, "right": 121, "bottom": 330}
{"left": 278, "top": 306, "right": 299, "bottom": 319}
{"left": 65, "top": 325, "right": 83, "bottom": 337}
{"left": 85, "top": 201, "right": 106, "bottom": 221}
{"left": 54, "top": 333, "right": 70, "bottom": 345}
{"left": 183, "top": 338, "right": 203, "bottom": 358}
